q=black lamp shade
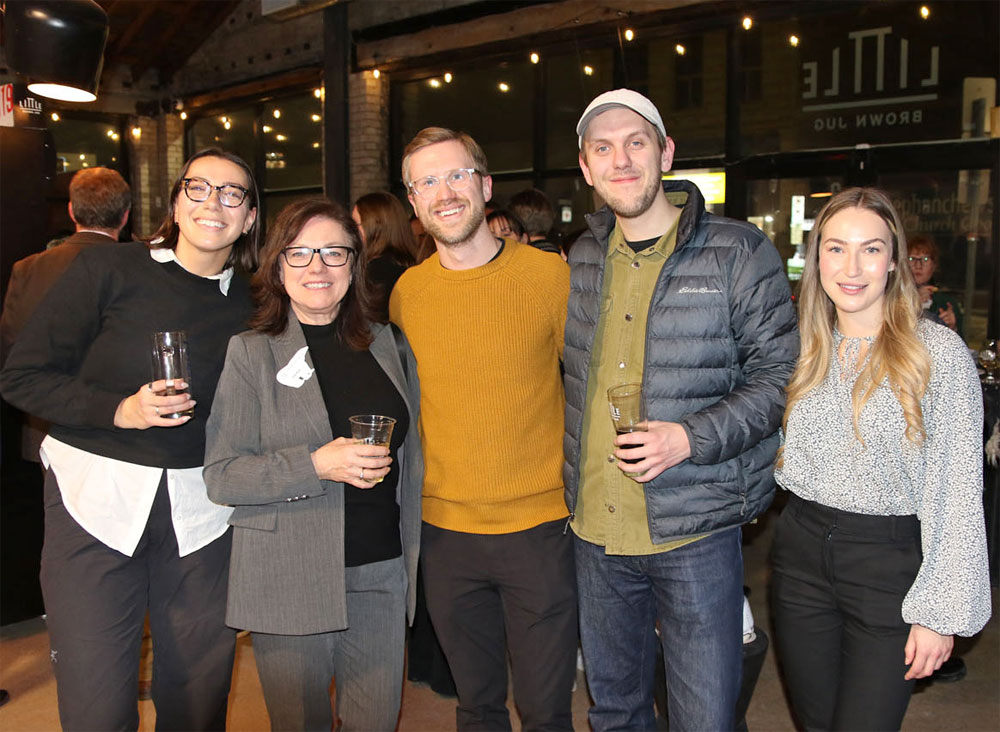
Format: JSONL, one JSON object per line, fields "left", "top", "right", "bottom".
{"left": 4, "top": 0, "right": 109, "bottom": 102}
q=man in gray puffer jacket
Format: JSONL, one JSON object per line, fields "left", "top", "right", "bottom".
{"left": 565, "top": 89, "right": 798, "bottom": 731}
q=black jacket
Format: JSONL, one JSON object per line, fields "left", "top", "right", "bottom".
{"left": 563, "top": 180, "right": 799, "bottom": 541}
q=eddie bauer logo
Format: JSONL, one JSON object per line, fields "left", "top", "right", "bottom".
{"left": 801, "top": 26, "right": 939, "bottom": 132}
{"left": 679, "top": 287, "right": 722, "bottom": 294}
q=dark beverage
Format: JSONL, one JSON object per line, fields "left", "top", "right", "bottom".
{"left": 615, "top": 428, "right": 642, "bottom": 465}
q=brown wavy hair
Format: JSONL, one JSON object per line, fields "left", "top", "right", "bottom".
{"left": 146, "top": 148, "right": 261, "bottom": 272}
{"left": 779, "top": 187, "right": 930, "bottom": 463}
{"left": 249, "top": 196, "right": 373, "bottom": 349}
{"left": 68, "top": 167, "right": 131, "bottom": 230}
{"left": 353, "top": 191, "right": 418, "bottom": 266}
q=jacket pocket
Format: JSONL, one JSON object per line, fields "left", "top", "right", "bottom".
{"left": 228, "top": 505, "right": 277, "bottom": 531}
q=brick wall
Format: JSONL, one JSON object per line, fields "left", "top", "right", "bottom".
{"left": 348, "top": 69, "right": 391, "bottom": 197}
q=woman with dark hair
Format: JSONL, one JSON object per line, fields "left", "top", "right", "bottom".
{"left": 0, "top": 148, "right": 260, "bottom": 730}
{"left": 486, "top": 209, "right": 529, "bottom": 245}
{"left": 351, "top": 191, "right": 419, "bottom": 321}
{"left": 771, "top": 188, "right": 990, "bottom": 730}
{"left": 204, "top": 196, "right": 422, "bottom": 731}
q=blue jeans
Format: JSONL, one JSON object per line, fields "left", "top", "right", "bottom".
{"left": 575, "top": 528, "right": 743, "bottom": 732}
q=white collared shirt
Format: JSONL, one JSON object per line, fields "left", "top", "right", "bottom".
{"left": 37, "top": 248, "right": 235, "bottom": 557}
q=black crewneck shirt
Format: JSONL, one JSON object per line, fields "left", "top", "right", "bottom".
{"left": 300, "top": 321, "right": 408, "bottom": 567}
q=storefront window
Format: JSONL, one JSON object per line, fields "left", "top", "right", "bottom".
{"left": 190, "top": 105, "right": 255, "bottom": 166}
{"left": 881, "top": 169, "right": 994, "bottom": 346}
{"left": 395, "top": 60, "right": 533, "bottom": 175}
{"left": 48, "top": 116, "right": 126, "bottom": 174}
{"left": 545, "top": 48, "right": 614, "bottom": 169}
{"left": 743, "top": 2, "right": 999, "bottom": 153}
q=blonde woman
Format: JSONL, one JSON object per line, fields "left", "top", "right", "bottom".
{"left": 770, "top": 188, "right": 991, "bottom": 731}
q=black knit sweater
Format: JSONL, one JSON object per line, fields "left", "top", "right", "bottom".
{"left": 0, "top": 242, "right": 253, "bottom": 469}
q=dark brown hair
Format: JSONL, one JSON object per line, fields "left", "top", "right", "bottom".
{"left": 353, "top": 191, "right": 418, "bottom": 266}
{"left": 69, "top": 167, "right": 131, "bottom": 230}
{"left": 249, "top": 196, "right": 373, "bottom": 350}
{"left": 146, "top": 148, "right": 261, "bottom": 272}
{"left": 508, "top": 189, "right": 554, "bottom": 236}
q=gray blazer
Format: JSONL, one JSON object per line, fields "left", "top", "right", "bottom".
{"left": 204, "top": 316, "right": 422, "bottom": 635}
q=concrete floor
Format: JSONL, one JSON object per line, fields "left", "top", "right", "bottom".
{"left": 1, "top": 504, "right": 997, "bottom": 731}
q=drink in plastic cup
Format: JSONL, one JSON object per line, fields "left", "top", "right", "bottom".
{"left": 349, "top": 415, "right": 396, "bottom": 483}
{"left": 607, "top": 383, "right": 645, "bottom": 477}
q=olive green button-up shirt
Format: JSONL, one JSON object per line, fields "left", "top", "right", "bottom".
{"left": 571, "top": 218, "right": 703, "bottom": 555}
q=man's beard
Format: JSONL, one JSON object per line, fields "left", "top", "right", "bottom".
{"left": 421, "top": 196, "right": 485, "bottom": 247}
{"left": 597, "top": 170, "right": 661, "bottom": 219}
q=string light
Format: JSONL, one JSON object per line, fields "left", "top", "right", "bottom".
{"left": 179, "top": 111, "right": 187, "bottom": 120}
{"left": 311, "top": 114, "right": 321, "bottom": 122}
{"left": 444, "top": 72, "right": 453, "bottom": 83}
{"left": 131, "top": 126, "right": 141, "bottom": 139}
{"left": 498, "top": 82, "right": 510, "bottom": 92}
{"left": 789, "top": 35, "right": 800, "bottom": 47}
{"left": 372, "top": 69, "right": 380, "bottom": 79}
{"left": 624, "top": 29, "right": 634, "bottom": 41}
{"left": 262, "top": 125, "right": 272, "bottom": 133}
{"left": 50, "top": 112, "right": 60, "bottom": 121}
{"left": 920, "top": 6, "right": 930, "bottom": 19}
{"left": 742, "top": 16, "right": 753, "bottom": 30}
{"left": 275, "top": 134, "right": 287, "bottom": 141}
{"left": 583, "top": 65, "right": 594, "bottom": 76}
{"left": 675, "top": 44, "right": 686, "bottom": 55}
{"left": 223, "top": 121, "right": 231, "bottom": 130}
{"left": 530, "top": 52, "right": 540, "bottom": 64}
{"left": 429, "top": 78, "right": 441, "bottom": 88}
{"left": 273, "top": 109, "right": 281, "bottom": 119}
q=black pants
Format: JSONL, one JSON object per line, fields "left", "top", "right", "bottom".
{"left": 770, "top": 493, "right": 921, "bottom": 731}
{"left": 421, "top": 519, "right": 578, "bottom": 732}
{"left": 40, "top": 469, "right": 235, "bottom": 731}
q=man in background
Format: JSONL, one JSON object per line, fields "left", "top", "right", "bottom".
{"left": 1, "top": 166, "right": 131, "bottom": 457}
{"left": 509, "top": 188, "right": 561, "bottom": 255}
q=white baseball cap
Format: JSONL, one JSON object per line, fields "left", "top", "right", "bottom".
{"left": 576, "top": 89, "right": 666, "bottom": 149}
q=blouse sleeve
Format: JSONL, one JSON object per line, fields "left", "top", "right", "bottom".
{"left": 203, "top": 335, "right": 327, "bottom": 506}
{"left": 902, "top": 327, "right": 991, "bottom": 635}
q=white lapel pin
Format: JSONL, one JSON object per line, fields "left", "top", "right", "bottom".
{"left": 276, "top": 346, "right": 315, "bottom": 388}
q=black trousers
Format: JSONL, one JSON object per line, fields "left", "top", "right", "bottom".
{"left": 40, "top": 469, "right": 235, "bottom": 731}
{"left": 770, "top": 493, "right": 921, "bottom": 731}
{"left": 421, "top": 519, "right": 578, "bottom": 732}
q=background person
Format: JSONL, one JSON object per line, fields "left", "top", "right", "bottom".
{"left": 486, "top": 209, "right": 529, "bottom": 244}
{"left": 1, "top": 167, "right": 131, "bottom": 461}
{"left": 509, "top": 188, "right": 561, "bottom": 254}
{"left": 907, "top": 234, "right": 963, "bottom": 333}
{"left": 352, "top": 191, "right": 420, "bottom": 322}
{"left": 205, "top": 197, "right": 421, "bottom": 731}
{"left": 0, "top": 149, "right": 260, "bottom": 731}
{"left": 771, "top": 188, "right": 991, "bottom": 731}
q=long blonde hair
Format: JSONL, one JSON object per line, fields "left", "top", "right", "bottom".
{"left": 780, "top": 188, "right": 930, "bottom": 461}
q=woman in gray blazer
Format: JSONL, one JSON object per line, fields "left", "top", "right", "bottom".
{"left": 204, "top": 197, "right": 421, "bottom": 732}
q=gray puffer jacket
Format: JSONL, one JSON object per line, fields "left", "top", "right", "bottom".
{"left": 563, "top": 180, "right": 799, "bottom": 542}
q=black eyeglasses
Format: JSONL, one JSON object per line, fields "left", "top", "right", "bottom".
{"left": 182, "top": 177, "right": 250, "bottom": 207}
{"left": 281, "top": 246, "right": 355, "bottom": 268}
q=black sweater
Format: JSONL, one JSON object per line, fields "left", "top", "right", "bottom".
{"left": 0, "top": 242, "right": 253, "bottom": 469}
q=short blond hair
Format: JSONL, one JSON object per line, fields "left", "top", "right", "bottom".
{"left": 402, "top": 127, "right": 488, "bottom": 185}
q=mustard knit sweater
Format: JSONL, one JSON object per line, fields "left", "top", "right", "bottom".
{"left": 389, "top": 240, "right": 570, "bottom": 534}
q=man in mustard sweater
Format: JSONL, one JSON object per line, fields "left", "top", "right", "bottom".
{"left": 390, "top": 127, "right": 576, "bottom": 731}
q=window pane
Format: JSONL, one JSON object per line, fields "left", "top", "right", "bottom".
{"left": 545, "top": 48, "right": 614, "bottom": 169}
{"left": 744, "top": 2, "right": 999, "bottom": 153}
{"left": 262, "top": 94, "right": 323, "bottom": 190}
{"left": 881, "top": 169, "right": 993, "bottom": 346}
{"left": 396, "top": 62, "right": 533, "bottom": 175}
{"left": 189, "top": 106, "right": 255, "bottom": 167}
{"left": 644, "top": 29, "right": 727, "bottom": 158}
{"left": 49, "top": 117, "right": 125, "bottom": 174}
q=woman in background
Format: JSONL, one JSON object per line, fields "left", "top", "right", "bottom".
{"left": 205, "top": 197, "right": 421, "bottom": 731}
{"left": 352, "top": 191, "right": 419, "bottom": 321}
{"left": 907, "top": 234, "right": 963, "bottom": 333}
{"left": 771, "top": 188, "right": 990, "bottom": 730}
{"left": 1, "top": 149, "right": 260, "bottom": 731}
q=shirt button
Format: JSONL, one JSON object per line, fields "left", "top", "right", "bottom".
{"left": 618, "top": 361, "right": 626, "bottom": 369}
{"left": 608, "top": 505, "right": 616, "bottom": 513}
{"left": 625, "top": 313, "right": 633, "bottom": 321}
{"left": 607, "top": 454, "right": 615, "bottom": 463}
{"left": 631, "top": 261, "right": 641, "bottom": 269}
